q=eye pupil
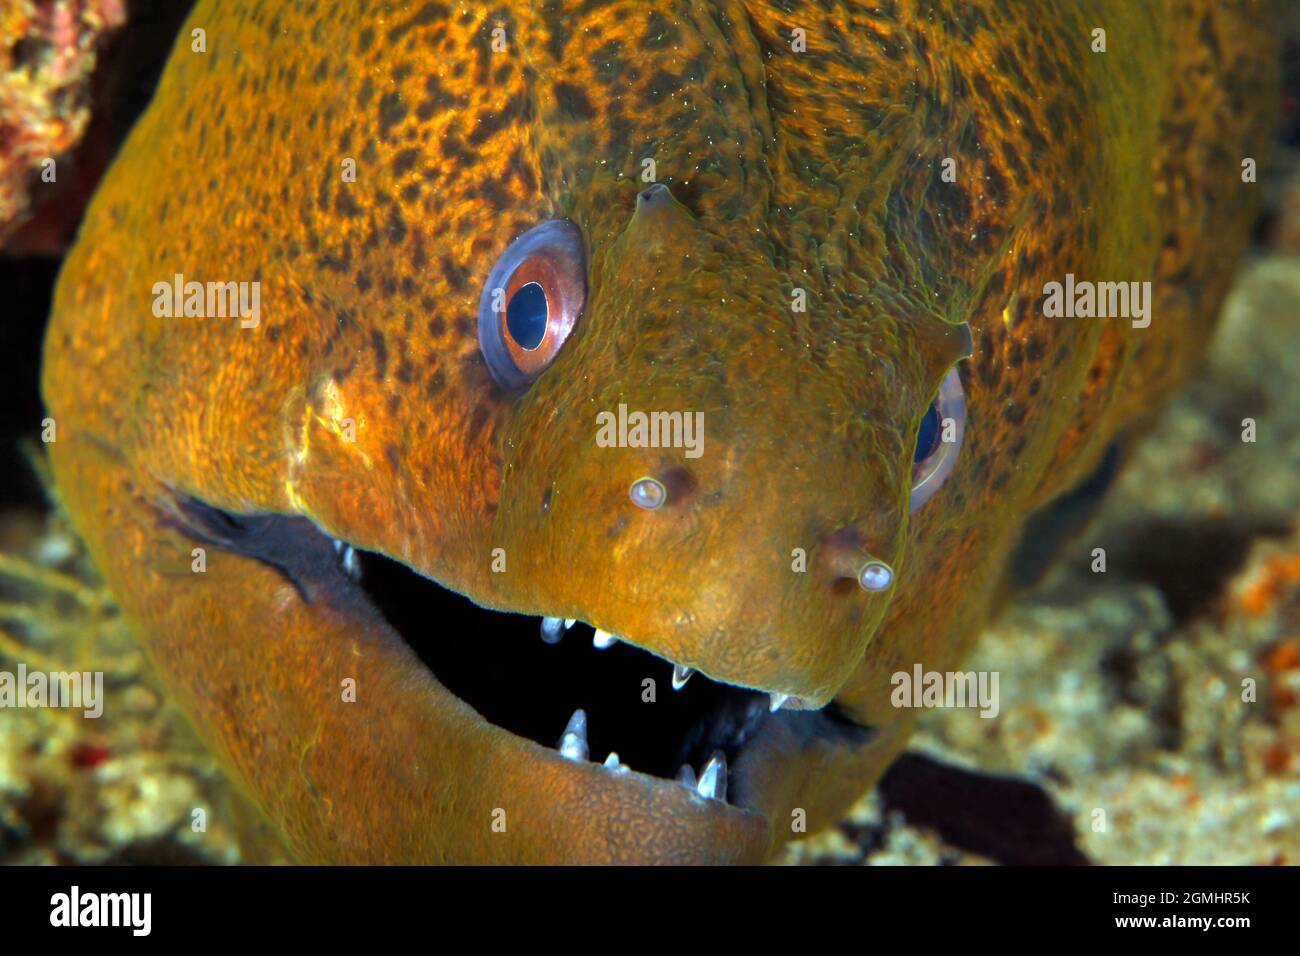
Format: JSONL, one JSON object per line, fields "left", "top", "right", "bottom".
{"left": 914, "top": 402, "right": 941, "bottom": 463}
{"left": 505, "top": 282, "right": 549, "bottom": 350}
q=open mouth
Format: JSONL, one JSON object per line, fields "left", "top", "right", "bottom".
{"left": 351, "top": 545, "right": 775, "bottom": 804}
{"left": 170, "top": 494, "right": 875, "bottom": 820}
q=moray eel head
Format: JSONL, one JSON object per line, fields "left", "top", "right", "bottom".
{"left": 50, "top": 2, "right": 987, "bottom": 863}
{"left": 282, "top": 158, "right": 972, "bottom": 859}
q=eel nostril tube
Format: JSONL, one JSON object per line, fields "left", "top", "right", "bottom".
{"left": 638, "top": 182, "right": 670, "bottom": 205}
{"left": 629, "top": 476, "right": 667, "bottom": 510}
{"left": 857, "top": 560, "right": 894, "bottom": 592}
{"left": 818, "top": 526, "right": 894, "bottom": 593}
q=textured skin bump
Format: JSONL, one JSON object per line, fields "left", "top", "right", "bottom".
{"left": 43, "top": 0, "right": 1278, "bottom": 862}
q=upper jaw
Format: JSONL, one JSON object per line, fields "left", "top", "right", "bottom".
{"left": 473, "top": 580, "right": 859, "bottom": 709}
{"left": 538, "top": 614, "right": 813, "bottom": 713}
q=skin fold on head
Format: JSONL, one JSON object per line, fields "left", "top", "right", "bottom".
{"left": 41, "top": 0, "right": 1277, "bottom": 862}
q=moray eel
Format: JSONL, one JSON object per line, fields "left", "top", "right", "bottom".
{"left": 42, "top": 1, "right": 1278, "bottom": 863}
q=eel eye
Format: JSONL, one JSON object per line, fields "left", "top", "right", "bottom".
{"left": 910, "top": 365, "right": 966, "bottom": 512}
{"left": 477, "top": 219, "right": 586, "bottom": 389}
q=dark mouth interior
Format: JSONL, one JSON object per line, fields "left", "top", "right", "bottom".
{"left": 355, "top": 549, "right": 771, "bottom": 785}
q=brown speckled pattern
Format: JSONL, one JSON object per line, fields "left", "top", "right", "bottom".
{"left": 42, "top": 0, "right": 1279, "bottom": 862}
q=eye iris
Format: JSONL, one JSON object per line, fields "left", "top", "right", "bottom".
{"left": 914, "top": 402, "right": 941, "bottom": 463}
{"left": 505, "top": 282, "right": 549, "bottom": 351}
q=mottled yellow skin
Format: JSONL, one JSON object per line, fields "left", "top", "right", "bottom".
{"left": 43, "top": 0, "right": 1277, "bottom": 862}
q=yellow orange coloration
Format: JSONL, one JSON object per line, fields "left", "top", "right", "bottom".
{"left": 42, "top": 0, "right": 1278, "bottom": 862}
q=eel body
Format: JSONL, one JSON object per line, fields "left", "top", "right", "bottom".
{"left": 42, "top": 0, "right": 1277, "bottom": 862}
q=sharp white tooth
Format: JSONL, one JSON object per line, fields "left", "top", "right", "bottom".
{"left": 564, "top": 618, "right": 576, "bottom": 629}
{"left": 603, "top": 752, "right": 628, "bottom": 773}
{"left": 540, "top": 617, "right": 565, "bottom": 644}
{"left": 592, "top": 629, "right": 618, "bottom": 649}
{"left": 557, "top": 709, "right": 589, "bottom": 762}
{"left": 672, "top": 664, "right": 693, "bottom": 691}
{"left": 769, "top": 693, "right": 791, "bottom": 712}
{"left": 675, "top": 764, "right": 697, "bottom": 788}
{"left": 697, "top": 751, "right": 727, "bottom": 801}
{"left": 341, "top": 545, "right": 360, "bottom": 580}
{"left": 331, "top": 538, "right": 344, "bottom": 554}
